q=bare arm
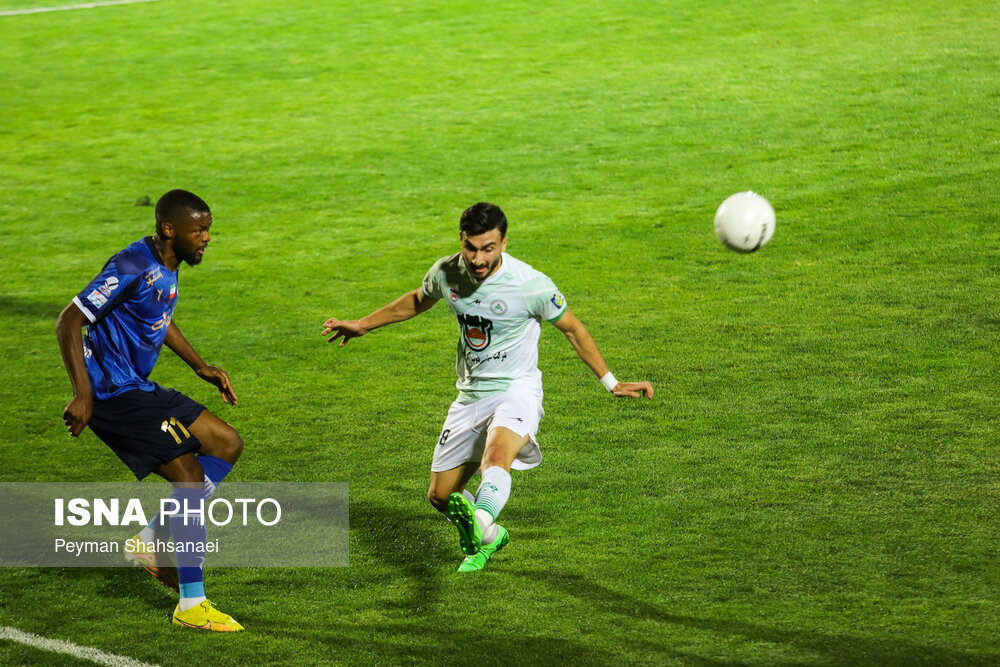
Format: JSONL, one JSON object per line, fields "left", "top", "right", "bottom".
{"left": 165, "top": 320, "right": 237, "bottom": 404}
{"left": 552, "top": 308, "right": 654, "bottom": 399}
{"left": 56, "top": 302, "right": 93, "bottom": 437}
{"left": 322, "top": 288, "right": 438, "bottom": 347}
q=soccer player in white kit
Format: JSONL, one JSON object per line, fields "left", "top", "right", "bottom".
{"left": 322, "top": 203, "right": 653, "bottom": 571}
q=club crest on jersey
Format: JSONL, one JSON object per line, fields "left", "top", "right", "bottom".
{"left": 449, "top": 289, "right": 459, "bottom": 303}
{"left": 458, "top": 313, "right": 494, "bottom": 351}
{"left": 489, "top": 299, "right": 508, "bottom": 315}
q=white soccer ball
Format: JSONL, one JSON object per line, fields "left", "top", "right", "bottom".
{"left": 714, "top": 191, "right": 776, "bottom": 253}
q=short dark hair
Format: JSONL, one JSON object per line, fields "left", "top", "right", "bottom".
{"left": 155, "top": 189, "right": 210, "bottom": 236}
{"left": 459, "top": 202, "right": 507, "bottom": 238}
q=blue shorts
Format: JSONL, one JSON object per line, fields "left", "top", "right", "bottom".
{"left": 88, "top": 383, "right": 206, "bottom": 480}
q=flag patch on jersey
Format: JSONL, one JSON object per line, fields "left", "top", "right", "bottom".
{"left": 168, "top": 284, "right": 177, "bottom": 299}
{"left": 87, "top": 289, "right": 108, "bottom": 308}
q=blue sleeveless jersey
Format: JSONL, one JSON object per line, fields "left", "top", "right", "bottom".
{"left": 72, "top": 237, "right": 179, "bottom": 400}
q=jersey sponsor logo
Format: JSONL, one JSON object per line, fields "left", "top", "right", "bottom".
{"left": 151, "top": 312, "right": 172, "bottom": 332}
{"left": 144, "top": 268, "right": 163, "bottom": 287}
{"left": 86, "top": 289, "right": 108, "bottom": 308}
{"left": 489, "top": 299, "right": 508, "bottom": 315}
{"left": 99, "top": 276, "right": 119, "bottom": 297}
{"left": 468, "top": 350, "right": 508, "bottom": 366}
{"left": 458, "top": 313, "right": 494, "bottom": 351}
{"left": 550, "top": 292, "right": 565, "bottom": 309}
{"left": 465, "top": 352, "right": 507, "bottom": 366}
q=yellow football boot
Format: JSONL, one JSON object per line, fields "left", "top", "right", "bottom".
{"left": 172, "top": 600, "right": 245, "bottom": 632}
{"left": 125, "top": 533, "right": 178, "bottom": 592}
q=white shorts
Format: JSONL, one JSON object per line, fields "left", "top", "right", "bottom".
{"left": 431, "top": 392, "right": 544, "bottom": 473}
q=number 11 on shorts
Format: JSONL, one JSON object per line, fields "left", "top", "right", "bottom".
{"left": 160, "top": 417, "right": 191, "bottom": 444}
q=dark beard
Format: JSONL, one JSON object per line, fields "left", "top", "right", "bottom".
{"left": 470, "top": 256, "right": 500, "bottom": 282}
{"left": 180, "top": 250, "right": 203, "bottom": 266}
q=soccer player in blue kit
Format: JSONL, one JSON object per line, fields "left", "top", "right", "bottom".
{"left": 56, "top": 190, "right": 244, "bottom": 632}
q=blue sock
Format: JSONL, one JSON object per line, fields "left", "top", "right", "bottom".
{"left": 169, "top": 485, "right": 207, "bottom": 608}
{"left": 178, "top": 568, "right": 205, "bottom": 601}
{"left": 143, "top": 456, "right": 233, "bottom": 540}
{"left": 140, "top": 511, "right": 163, "bottom": 541}
{"left": 197, "top": 454, "right": 233, "bottom": 494}
{"left": 177, "top": 458, "right": 232, "bottom": 608}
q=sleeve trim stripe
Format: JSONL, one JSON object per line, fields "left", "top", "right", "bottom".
{"left": 547, "top": 309, "right": 567, "bottom": 324}
{"left": 72, "top": 296, "right": 97, "bottom": 323}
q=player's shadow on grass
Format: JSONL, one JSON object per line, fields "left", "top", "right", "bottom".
{"left": 526, "top": 570, "right": 996, "bottom": 665}
{"left": 0, "top": 295, "right": 65, "bottom": 320}
{"left": 350, "top": 500, "right": 449, "bottom": 613}
{"left": 43, "top": 568, "right": 174, "bottom": 614}
{"left": 234, "top": 501, "right": 723, "bottom": 665}
{"left": 282, "top": 620, "right": 638, "bottom": 666}
{"left": 335, "top": 503, "right": 721, "bottom": 665}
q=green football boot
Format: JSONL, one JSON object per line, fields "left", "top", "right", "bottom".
{"left": 447, "top": 492, "right": 482, "bottom": 555}
{"left": 457, "top": 525, "right": 509, "bottom": 572}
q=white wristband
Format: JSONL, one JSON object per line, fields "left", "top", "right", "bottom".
{"left": 600, "top": 372, "right": 618, "bottom": 392}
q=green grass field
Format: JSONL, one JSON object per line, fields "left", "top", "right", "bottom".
{"left": 2, "top": 0, "right": 999, "bottom": 664}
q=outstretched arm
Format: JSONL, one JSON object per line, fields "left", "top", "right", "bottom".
{"left": 165, "top": 320, "right": 237, "bottom": 405}
{"left": 56, "top": 302, "right": 93, "bottom": 437}
{"left": 322, "top": 288, "right": 438, "bottom": 347}
{"left": 552, "top": 308, "right": 653, "bottom": 399}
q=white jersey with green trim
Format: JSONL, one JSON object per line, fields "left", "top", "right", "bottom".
{"left": 422, "top": 252, "right": 567, "bottom": 403}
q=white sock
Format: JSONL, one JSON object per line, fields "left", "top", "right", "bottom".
{"left": 474, "top": 508, "right": 494, "bottom": 537}
{"left": 179, "top": 596, "right": 207, "bottom": 612}
{"left": 467, "top": 488, "right": 501, "bottom": 541}
{"left": 138, "top": 526, "right": 156, "bottom": 543}
{"left": 481, "top": 521, "right": 499, "bottom": 545}
{"left": 474, "top": 466, "right": 512, "bottom": 522}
